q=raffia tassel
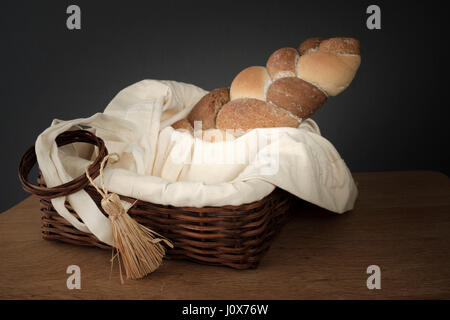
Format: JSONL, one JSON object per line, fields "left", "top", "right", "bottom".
{"left": 85, "top": 153, "right": 173, "bottom": 283}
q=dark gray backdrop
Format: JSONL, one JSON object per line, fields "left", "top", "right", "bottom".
{"left": 1, "top": 0, "right": 447, "bottom": 212}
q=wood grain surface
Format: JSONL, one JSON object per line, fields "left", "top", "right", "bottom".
{"left": 0, "top": 171, "right": 449, "bottom": 299}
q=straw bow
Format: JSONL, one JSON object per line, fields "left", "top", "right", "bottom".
{"left": 85, "top": 153, "right": 173, "bottom": 283}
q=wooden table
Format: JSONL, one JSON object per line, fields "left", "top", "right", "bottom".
{"left": 0, "top": 171, "right": 449, "bottom": 299}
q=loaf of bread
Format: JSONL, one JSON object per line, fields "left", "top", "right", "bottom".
{"left": 173, "top": 37, "right": 361, "bottom": 138}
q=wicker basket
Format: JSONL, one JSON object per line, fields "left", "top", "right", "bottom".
{"left": 19, "top": 130, "right": 292, "bottom": 269}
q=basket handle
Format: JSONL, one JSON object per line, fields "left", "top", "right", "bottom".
{"left": 18, "top": 130, "right": 109, "bottom": 200}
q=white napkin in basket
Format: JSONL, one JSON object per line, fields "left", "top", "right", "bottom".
{"left": 35, "top": 80, "right": 358, "bottom": 246}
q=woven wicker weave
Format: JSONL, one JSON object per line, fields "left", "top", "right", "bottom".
{"left": 19, "top": 130, "right": 291, "bottom": 269}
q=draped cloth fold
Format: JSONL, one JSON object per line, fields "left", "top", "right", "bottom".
{"left": 35, "top": 80, "right": 357, "bottom": 246}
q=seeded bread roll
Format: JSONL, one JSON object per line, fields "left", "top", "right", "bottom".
{"left": 187, "top": 88, "right": 230, "bottom": 130}
{"left": 229, "top": 66, "right": 271, "bottom": 101}
{"left": 266, "top": 77, "right": 327, "bottom": 119}
{"left": 216, "top": 98, "right": 299, "bottom": 132}
{"left": 266, "top": 47, "right": 299, "bottom": 80}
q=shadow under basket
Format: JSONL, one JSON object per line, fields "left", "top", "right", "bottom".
{"left": 19, "top": 130, "right": 292, "bottom": 269}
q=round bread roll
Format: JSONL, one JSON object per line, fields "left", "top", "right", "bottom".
{"left": 296, "top": 52, "right": 361, "bottom": 96}
{"left": 229, "top": 66, "right": 271, "bottom": 101}
{"left": 187, "top": 88, "right": 230, "bottom": 130}
{"left": 216, "top": 98, "right": 298, "bottom": 132}
{"left": 266, "top": 77, "right": 327, "bottom": 119}
{"left": 296, "top": 37, "right": 361, "bottom": 96}
{"left": 266, "top": 47, "right": 299, "bottom": 80}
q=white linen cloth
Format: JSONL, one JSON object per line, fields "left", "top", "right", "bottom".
{"left": 35, "top": 80, "right": 358, "bottom": 246}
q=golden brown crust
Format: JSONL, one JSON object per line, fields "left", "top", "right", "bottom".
{"left": 267, "top": 77, "right": 327, "bottom": 119}
{"left": 216, "top": 98, "right": 299, "bottom": 131}
{"left": 318, "top": 37, "right": 360, "bottom": 55}
{"left": 230, "top": 66, "right": 271, "bottom": 101}
{"left": 296, "top": 52, "right": 361, "bottom": 96}
{"left": 298, "top": 37, "right": 326, "bottom": 55}
{"left": 172, "top": 118, "right": 193, "bottom": 134}
{"left": 187, "top": 88, "right": 230, "bottom": 130}
{"left": 266, "top": 47, "right": 299, "bottom": 80}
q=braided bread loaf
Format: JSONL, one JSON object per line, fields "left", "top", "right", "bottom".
{"left": 173, "top": 37, "right": 361, "bottom": 137}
